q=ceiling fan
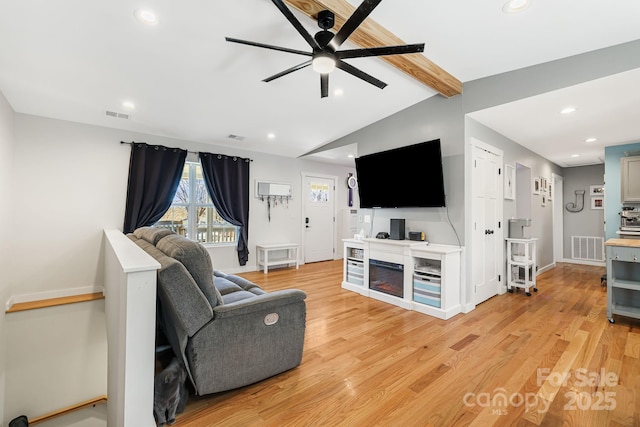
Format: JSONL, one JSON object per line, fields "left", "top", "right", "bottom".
{"left": 225, "top": 0, "right": 425, "bottom": 98}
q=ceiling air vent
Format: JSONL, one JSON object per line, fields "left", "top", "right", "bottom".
{"left": 227, "top": 134, "right": 245, "bottom": 141}
{"left": 106, "top": 110, "right": 129, "bottom": 120}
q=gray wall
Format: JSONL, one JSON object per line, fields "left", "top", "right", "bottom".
{"left": 562, "top": 165, "right": 605, "bottom": 259}
{"left": 310, "top": 39, "right": 640, "bottom": 309}
{"left": 466, "top": 118, "right": 562, "bottom": 270}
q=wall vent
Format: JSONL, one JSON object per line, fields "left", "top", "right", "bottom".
{"left": 106, "top": 110, "right": 129, "bottom": 120}
{"left": 227, "top": 134, "right": 245, "bottom": 141}
{"left": 571, "top": 236, "right": 605, "bottom": 262}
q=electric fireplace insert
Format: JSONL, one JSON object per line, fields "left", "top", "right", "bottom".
{"left": 369, "top": 259, "right": 404, "bottom": 298}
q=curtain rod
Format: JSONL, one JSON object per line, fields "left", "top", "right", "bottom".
{"left": 120, "top": 141, "right": 252, "bottom": 161}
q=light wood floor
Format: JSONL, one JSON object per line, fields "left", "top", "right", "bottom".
{"left": 174, "top": 261, "right": 639, "bottom": 427}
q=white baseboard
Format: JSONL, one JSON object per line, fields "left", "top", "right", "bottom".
{"left": 559, "top": 258, "right": 606, "bottom": 267}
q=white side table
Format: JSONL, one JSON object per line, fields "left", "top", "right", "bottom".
{"left": 256, "top": 243, "right": 299, "bottom": 274}
{"left": 506, "top": 238, "right": 538, "bottom": 296}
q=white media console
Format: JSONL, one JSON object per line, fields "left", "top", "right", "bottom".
{"left": 342, "top": 238, "right": 462, "bottom": 320}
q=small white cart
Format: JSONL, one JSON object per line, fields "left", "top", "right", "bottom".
{"left": 506, "top": 238, "right": 538, "bottom": 296}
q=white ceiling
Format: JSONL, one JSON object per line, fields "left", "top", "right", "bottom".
{"left": 1, "top": 0, "right": 640, "bottom": 167}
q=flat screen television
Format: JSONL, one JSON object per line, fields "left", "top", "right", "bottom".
{"left": 354, "top": 139, "right": 446, "bottom": 208}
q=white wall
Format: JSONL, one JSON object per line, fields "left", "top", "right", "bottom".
{"left": 0, "top": 88, "right": 15, "bottom": 426}
{"left": 4, "top": 112, "right": 354, "bottom": 423}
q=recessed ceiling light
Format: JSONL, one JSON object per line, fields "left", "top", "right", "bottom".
{"left": 334, "top": 88, "right": 344, "bottom": 97}
{"left": 121, "top": 100, "right": 136, "bottom": 110}
{"left": 585, "top": 137, "right": 597, "bottom": 143}
{"left": 134, "top": 9, "right": 159, "bottom": 26}
{"left": 560, "top": 106, "right": 577, "bottom": 115}
{"left": 347, "top": 154, "right": 354, "bottom": 158}
{"left": 502, "top": 0, "right": 530, "bottom": 14}
{"left": 571, "top": 154, "right": 580, "bottom": 158}
{"left": 267, "top": 133, "right": 275, "bottom": 140}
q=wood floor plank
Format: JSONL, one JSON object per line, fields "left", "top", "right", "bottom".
{"left": 171, "top": 261, "right": 640, "bottom": 427}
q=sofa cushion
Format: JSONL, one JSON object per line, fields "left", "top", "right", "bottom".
{"left": 157, "top": 234, "right": 222, "bottom": 307}
{"left": 134, "top": 226, "right": 175, "bottom": 245}
{"left": 221, "top": 290, "right": 258, "bottom": 304}
{"left": 214, "top": 277, "right": 243, "bottom": 295}
{"left": 224, "top": 275, "right": 266, "bottom": 296}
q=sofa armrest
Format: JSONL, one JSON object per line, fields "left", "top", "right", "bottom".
{"left": 212, "top": 289, "right": 306, "bottom": 319}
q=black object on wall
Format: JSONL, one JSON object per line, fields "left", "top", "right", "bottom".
{"left": 390, "top": 218, "right": 405, "bottom": 240}
{"left": 200, "top": 152, "right": 251, "bottom": 266}
{"left": 354, "top": 139, "right": 446, "bottom": 208}
{"left": 123, "top": 143, "right": 187, "bottom": 234}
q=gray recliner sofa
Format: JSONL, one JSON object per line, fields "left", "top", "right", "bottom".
{"left": 128, "top": 226, "right": 307, "bottom": 396}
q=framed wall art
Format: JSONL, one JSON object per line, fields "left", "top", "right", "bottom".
{"left": 591, "top": 196, "right": 604, "bottom": 210}
{"left": 533, "top": 177, "right": 540, "bottom": 195}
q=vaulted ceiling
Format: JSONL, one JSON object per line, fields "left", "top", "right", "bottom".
{"left": 1, "top": 0, "right": 639, "bottom": 167}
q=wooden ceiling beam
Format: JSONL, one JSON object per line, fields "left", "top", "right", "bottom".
{"left": 284, "top": 0, "right": 462, "bottom": 97}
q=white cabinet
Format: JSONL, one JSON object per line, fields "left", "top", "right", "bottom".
{"left": 621, "top": 156, "right": 640, "bottom": 203}
{"left": 506, "top": 238, "right": 538, "bottom": 296}
{"left": 411, "top": 245, "right": 462, "bottom": 319}
{"left": 341, "top": 238, "right": 463, "bottom": 320}
{"left": 342, "top": 239, "right": 366, "bottom": 295}
{"left": 606, "top": 239, "right": 640, "bottom": 323}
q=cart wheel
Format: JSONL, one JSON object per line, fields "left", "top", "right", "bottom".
{"left": 608, "top": 318, "right": 615, "bottom": 324}
{"left": 533, "top": 288, "right": 538, "bottom": 292}
{"left": 508, "top": 288, "right": 514, "bottom": 293}
{"left": 526, "top": 292, "right": 532, "bottom": 296}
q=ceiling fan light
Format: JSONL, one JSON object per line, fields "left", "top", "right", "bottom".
{"left": 312, "top": 56, "right": 336, "bottom": 74}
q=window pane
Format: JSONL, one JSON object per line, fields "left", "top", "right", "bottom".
{"left": 194, "top": 207, "right": 237, "bottom": 243}
{"left": 172, "top": 164, "right": 190, "bottom": 204}
{"left": 156, "top": 206, "right": 188, "bottom": 235}
{"left": 155, "top": 162, "right": 237, "bottom": 245}
{"left": 194, "top": 165, "right": 212, "bottom": 205}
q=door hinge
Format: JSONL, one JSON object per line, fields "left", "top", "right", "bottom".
{"left": 498, "top": 274, "right": 501, "bottom": 282}
{"left": 498, "top": 168, "right": 501, "bottom": 175}
{"left": 498, "top": 221, "right": 501, "bottom": 228}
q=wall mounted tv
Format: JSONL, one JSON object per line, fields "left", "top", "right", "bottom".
{"left": 354, "top": 139, "right": 446, "bottom": 208}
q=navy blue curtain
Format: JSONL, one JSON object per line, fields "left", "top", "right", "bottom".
{"left": 199, "top": 152, "right": 250, "bottom": 266}
{"left": 123, "top": 143, "right": 187, "bottom": 234}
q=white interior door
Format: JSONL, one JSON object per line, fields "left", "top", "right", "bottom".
{"left": 472, "top": 143, "right": 503, "bottom": 304}
{"left": 303, "top": 174, "right": 336, "bottom": 263}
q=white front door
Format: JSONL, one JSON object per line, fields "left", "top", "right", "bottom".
{"left": 472, "top": 142, "right": 503, "bottom": 304}
{"left": 303, "top": 174, "right": 336, "bottom": 263}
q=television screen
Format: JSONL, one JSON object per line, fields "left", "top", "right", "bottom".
{"left": 354, "top": 139, "right": 446, "bottom": 208}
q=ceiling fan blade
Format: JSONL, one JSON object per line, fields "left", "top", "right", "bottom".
{"left": 263, "top": 60, "right": 312, "bottom": 82}
{"left": 320, "top": 73, "right": 329, "bottom": 98}
{"left": 332, "top": 0, "right": 382, "bottom": 48}
{"left": 336, "top": 60, "right": 387, "bottom": 89}
{"left": 225, "top": 37, "right": 311, "bottom": 57}
{"left": 271, "top": 0, "right": 320, "bottom": 50}
{"left": 336, "top": 43, "right": 425, "bottom": 60}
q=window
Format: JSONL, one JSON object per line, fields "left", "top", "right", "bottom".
{"left": 156, "top": 162, "right": 238, "bottom": 244}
